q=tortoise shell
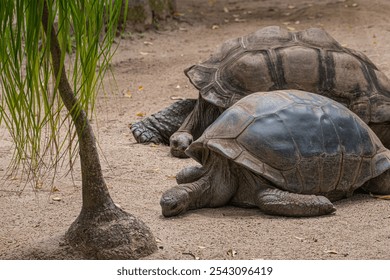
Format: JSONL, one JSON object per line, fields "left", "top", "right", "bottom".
{"left": 185, "top": 26, "right": 390, "bottom": 124}
{"left": 186, "top": 90, "right": 390, "bottom": 195}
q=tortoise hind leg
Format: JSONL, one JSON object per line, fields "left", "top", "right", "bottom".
{"left": 370, "top": 124, "right": 390, "bottom": 149}
{"left": 363, "top": 169, "right": 390, "bottom": 195}
{"left": 255, "top": 188, "right": 336, "bottom": 217}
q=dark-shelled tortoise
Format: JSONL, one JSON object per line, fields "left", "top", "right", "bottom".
{"left": 160, "top": 90, "right": 390, "bottom": 217}
{"left": 131, "top": 26, "right": 390, "bottom": 157}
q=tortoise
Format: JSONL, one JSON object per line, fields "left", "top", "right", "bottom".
{"left": 160, "top": 90, "right": 390, "bottom": 217}
{"left": 131, "top": 26, "right": 390, "bottom": 157}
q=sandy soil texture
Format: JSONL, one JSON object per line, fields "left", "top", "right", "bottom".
{"left": 1, "top": 0, "right": 389, "bottom": 260}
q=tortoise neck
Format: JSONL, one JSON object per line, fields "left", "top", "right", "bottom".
{"left": 191, "top": 152, "right": 238, "bottom": 209}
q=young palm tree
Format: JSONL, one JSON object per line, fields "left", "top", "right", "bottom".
{"left": 0, "top": 0, "right": 156, "bottom": 259}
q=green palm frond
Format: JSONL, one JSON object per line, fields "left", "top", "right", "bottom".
{"left": 0, "top": 0, "right": 121, "bottom": 182}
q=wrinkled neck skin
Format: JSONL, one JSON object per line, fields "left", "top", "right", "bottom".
{"left": 187, "top": 152, "right": 239, "bottom": 210}
{"left": 178, "top": 95, "right": 224, "bottom": 140}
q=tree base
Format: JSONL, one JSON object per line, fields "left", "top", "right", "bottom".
{"left": 65, "top": 205, "right": 156, "bottom": 259}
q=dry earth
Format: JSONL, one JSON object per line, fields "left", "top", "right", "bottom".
{"left": 1, "top": 0, "right": 390, "bottom": 260}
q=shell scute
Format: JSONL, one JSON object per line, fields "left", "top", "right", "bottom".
{"left": 204, "top": 106, "right": 253, "bottom": 139}
{"left": 208, "top": 37, "right": 242, "bottom": 63}
{"left": 184, "top": 65, "right": 217, "bottom": 90}
{"left": 318, "top": 154, "right": 343, "bottom": 192}
{"left": 321, "top": 102, "right": 375, "bottom": 156}
{"left": 296, "top": 28, "right": 342, "bottom": 49}
{"left": 237, "top": 113, "right": 299, "bottom": 171}
{"left": 282, "top": 168, "right": 303, "bottom": 193}
{"left": 278, "top": 46, "right": 321, "bottom": 91}
{"left": 234, "top": 149, "right": 286, "bottom": 187}
{"left": 276, "top": 104, "right": 325, "bottom": 158}
{"left": 243, "top": 26, "right": 292, "bottom": 49}
{"left": 319, "top": 112, "right": 341, "bottom": 155}
{"left": 331, "top": 52, "right": 370, "bottom": 95}
{"left": 206, "top": 138, "right": 243, "bottom": 160}
{"left": 372, "top": 152, "right": 390, "bottom": 177}
{"left": 222, "top": 51, "right": 275, "bottom": 94}
{"left": 338, "top": 155, "right": 363, "bottom": 191}
{"left": 296, "top": 158, "right": 322, "bottom": 193}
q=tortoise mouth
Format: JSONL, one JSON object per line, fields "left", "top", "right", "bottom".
{"left": 170, "top": 146, "right": 189, "bottom": 158}
{"left": 160, "top": 199, "right": 186, "bottom": 217}
{"left": 160, "top": 188, "right": 191, "bottom": 217}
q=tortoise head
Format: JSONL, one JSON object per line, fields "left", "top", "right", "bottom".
{"left": 160, "top": 187, "right": 191, "bottom": 217}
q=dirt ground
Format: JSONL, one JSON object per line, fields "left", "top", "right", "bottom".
{"left": 1, "top": 0, "right": 390, "bottom": 260}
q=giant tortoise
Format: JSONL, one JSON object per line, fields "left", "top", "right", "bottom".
{"left": 160, "top": 90, "right": 390, "bottom": 217}
{"left": 131, "top": 26, "right": 390, "bottom": 157}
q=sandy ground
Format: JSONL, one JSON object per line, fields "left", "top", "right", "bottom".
{"left": 1, "top": 0, "right": 390, "bottom": 260}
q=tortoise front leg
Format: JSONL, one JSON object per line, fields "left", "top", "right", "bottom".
{"left": 176, "top": 165, "right": 206, "bottom": 184}
{"left": 255, "top": 188, "right": 336, "bottom": 217}
{"left": 169, "top": 104, "right": 197, "bottom": 158}
{"left": 130, "top": 99, "right": 196, "bottom": 145}
{"left": 160, "top": 153, "right": 237, "bottom": 217}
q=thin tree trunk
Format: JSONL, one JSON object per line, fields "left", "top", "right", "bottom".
{"left": 42, "top": 0, "right": 112, "bottom": 211}
{"left": 41, "top": 0, "right": 156, "bottom": 259}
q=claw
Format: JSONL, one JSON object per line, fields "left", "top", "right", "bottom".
{"left": 130, "top": 121, "right": 161, "bottom": 144}
{"left": 132, "top": 128, "right": 142, "bottom": 138}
